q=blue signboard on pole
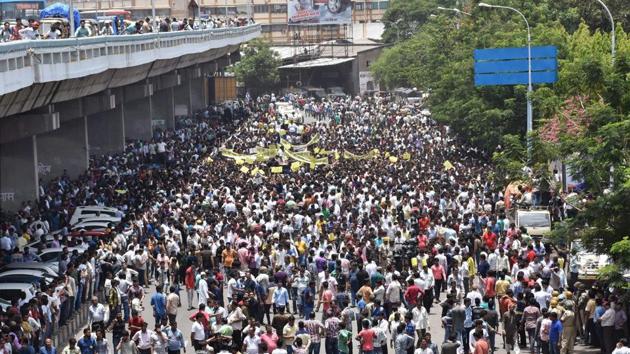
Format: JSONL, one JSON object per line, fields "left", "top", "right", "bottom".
{"left": 474, "top": 46, "right": 558, "bottom": 86}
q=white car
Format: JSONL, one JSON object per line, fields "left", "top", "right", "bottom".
{"left": 0, "top": 269, "right": 55, "bottom": 287}
{"left": 69, "top": 220, "right": 116, "bottom": 232}
{"left": 2, "top": 262, "right": 59, "bottom": 277}
{"left": 0, "top": 283, "right": 37, "bottom": 305}
{"left": 70, "top": 206, "right": 122, "bottom": 226}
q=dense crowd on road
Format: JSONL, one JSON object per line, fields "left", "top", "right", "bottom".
{"left": 0, "top": 92, "right": 628, "bottom": 354}
{"left": 0, "top": 16, "right": 254, "bottom": 42}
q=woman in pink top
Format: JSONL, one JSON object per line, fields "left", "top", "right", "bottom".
{"left": 356, "top": 319, "right": 375, "bottom": 353}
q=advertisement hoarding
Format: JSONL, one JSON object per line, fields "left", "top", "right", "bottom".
{"left": 288, "top": 0, "right": 352, "bottom": 25}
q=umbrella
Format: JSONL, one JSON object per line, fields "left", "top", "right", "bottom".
{"left": 40, "top": 2, "right": 81, "bottom": 31}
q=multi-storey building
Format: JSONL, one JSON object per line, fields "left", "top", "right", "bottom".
{"left": 70, "top": 0, "right": 387, "bottom": 43}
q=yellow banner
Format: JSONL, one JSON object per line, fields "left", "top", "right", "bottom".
{"left": 402, "top": 152, "right": 411, "bottom": 161}
{"left": 290, "top": 162, "right": 301, "bottom": 172}
{"left": 444, "top": 160, "right": 455, "bottom": 170}
{"left": 240, "top": 166, "right": 250, "bottom": 174}
{"left": 271, "top": 166, "right": 283, "bottom": 174}
{"left": 389, "top": 156, "right": 398, "bottom": 163}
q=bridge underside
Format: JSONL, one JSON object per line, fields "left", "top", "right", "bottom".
{"left": 0, "top": 47, "right": 240, "bottom": 211}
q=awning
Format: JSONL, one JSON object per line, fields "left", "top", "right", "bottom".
{"left": 278, "top": 57, "right": 354, "bottom": 69}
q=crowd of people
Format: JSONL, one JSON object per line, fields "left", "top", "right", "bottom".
{"left": 0, "top": 92, "right": 628, "bottom": 354}
{"left": 0, "top": 16, "right": 254, "bottom": 42}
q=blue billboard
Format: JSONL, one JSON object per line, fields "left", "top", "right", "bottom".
{"left": 474, "top": 46, "right": 558, "bottom": 86}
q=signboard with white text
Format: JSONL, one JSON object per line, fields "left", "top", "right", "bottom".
{"left": 288, "top": 0, "right": 351, "bottom": 25}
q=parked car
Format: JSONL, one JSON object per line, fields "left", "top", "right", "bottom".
{"left": 68, "top": 220, "right": 116, "bottom": 238}
{"left": 37, "top": 247, "right": 86, "bottom": 263}
{"left": 69, "top": 206, "right": 123, "bottom": 226}
{"left": 0, "top": 283, "right": 37, "bottom": 306}
{"left": 2, "top": 262, "right": 59, "bottom": 278}
{"left": 0, "top": 269, "right": 54, "bottom": 288}
{"left": 326, "top": 86, "right": 346, "bottom": 99}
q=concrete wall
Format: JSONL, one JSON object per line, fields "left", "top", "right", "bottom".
{"left": 87, "top": 105, "right": 126, "bottom": 156}
{"left": 0, "top": 136, "right": 38, "bottom": 211}
{"left": 37, "top": 117, "right": 89, "bottom": 181}
{"left": 123, "top": 97, "right": 153, "bottom": 142}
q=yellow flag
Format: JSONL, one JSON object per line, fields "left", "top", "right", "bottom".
{"left": 310, "top": 162, "right": 316, "bottom": 170}
{"left": 205, "top": 157, "right": 213, "bottom": 164}
{"left": 240, "top": 166, "right": 249, "bottom": 174}
{"left": 389, "top": 156, "right": 398, "bottom": 163}
{"left": 444, "top": 160, "right": 455, "bottom": 170}
{"left": 402, "top": 152, "right": 411, "bottom": 161}
{"left": 385, "top": 152, "right": 391, "bottom": 158}
{"left": 279, "top": 129, "right": 287, "bottom": 136}
{"left": 250, "top": 168, "right": 259, "bottom": 176}
{"left": 235, "top": 159, "right": 244, "bottom": 165}
{"left": 271, "top": 166, "right": 283, "bottom": 174}
{"left": 290, "top": 162, "right": 301, "bottom": 172}
{"left": 313, "top": 147, "right": 321, "bottom": 154}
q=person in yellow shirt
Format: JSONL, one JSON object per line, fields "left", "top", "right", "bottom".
{"left": 295, "top": 237, "right": 307, "bottom": 266}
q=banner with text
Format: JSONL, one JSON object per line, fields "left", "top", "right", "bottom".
{"left": 288, "top": 0, "right": 352, "bottom": 25}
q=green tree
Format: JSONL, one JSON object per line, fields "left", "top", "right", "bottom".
{"left": 233, "top": 39, "right": 281, "bottom": 96}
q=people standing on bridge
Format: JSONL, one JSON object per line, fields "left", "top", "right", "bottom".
{"left": 74, "top": 20, "right": 91, "bottom": 38}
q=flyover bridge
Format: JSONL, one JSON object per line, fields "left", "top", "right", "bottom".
{"left": 0, "top": 24, "right": 261, "bottom": 211}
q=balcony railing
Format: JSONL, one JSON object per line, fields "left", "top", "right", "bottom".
{"left": 0, "top": 24, "right": 260, "bottom": 96}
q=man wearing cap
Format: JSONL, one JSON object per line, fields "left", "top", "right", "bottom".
{"left": 561, "top": 302, "right": 577, "bottom": 354}
{"left": 197, "top": 272, "right": 209, "bottom": 306}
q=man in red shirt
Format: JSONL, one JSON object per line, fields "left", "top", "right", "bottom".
{"left": 403, "top": 279, "right": 422, "bottom": 307}
{"left": 482, "top": 227, "right": 497, "bottom": 251}
{"left": 185, "top": 264, "right": 196, "bottom": 310}
{"left": 473, "top": 330, "right": 489, "bottom": 354}
{"left": 431, "top": 259, "right": 447, "bottom": 303}
{"left": 128, "top": 309, "right": 145, "bottom": 337}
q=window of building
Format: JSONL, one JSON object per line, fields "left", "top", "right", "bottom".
{"left": 366, "top": 60, "right": 371, "bottom": 67}
{"left": 354, "top": 3, "right": 363, "bottom": 10}
{"left": 254, "top": 4, "right": 269, "bottom": 12}
{"left": 379, "top": 1, "right": 388, "bottom": 9}
{"left": 271, "top": 4, "right": 287, "bottom": 13}
{"left": 371, "top": 2, "right": 379, "bottom": 9}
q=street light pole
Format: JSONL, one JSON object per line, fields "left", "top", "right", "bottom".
{"left": 479, "top": 2, "right": 533, "bottom": 160}
{"left": 68, "top": 0, "right": 74, "bottom": 36}
{"left": 595, "top": 0, "right": 615, "bottom": 65}
{"left": 436, "top": 6, "right": 471, "bottom": 29}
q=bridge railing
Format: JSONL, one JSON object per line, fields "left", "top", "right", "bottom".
{"left": 0, "top": 24, "right": 260, "bottom": 96}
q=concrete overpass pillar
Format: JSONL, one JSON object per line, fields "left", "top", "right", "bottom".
{"left": 37, "top": 117, "right": 89, "bottom": 181}
{"left": 151, "top": 88, "right": 175, "bottom": 130}
{"left": 0, "top": 136, "right": 39, "bottom": 211}
{"left": 189, "top": 77, "right": 207, "bottom": 112}
{"left": 123, "top": 97, "right": 153, "bottom": 141}
{"left": 87, "top": 105, "right": 125, "bottom": 156}
{"left": 174, "top": 82, "right": 192, "bottom": 118}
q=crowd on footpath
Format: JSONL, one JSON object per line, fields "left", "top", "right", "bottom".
{"left": 0, "top": 16, "right": 255, "bottom": 41}
{"left": 0, "top": 92, "right": 629, "bottom": 354}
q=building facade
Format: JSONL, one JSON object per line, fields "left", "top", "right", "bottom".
{"left": 70, "top": 0, "right": 387, "bottom": 43}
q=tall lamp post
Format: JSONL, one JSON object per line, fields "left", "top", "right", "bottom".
{"left": 595, "top": 0, "right": 615, "bottom": 65}
{"left": 436, "top": 6, "right": 471, "bottom": 29}
{"left": 381, "top": 18, "right": 403, "bottom": 42}
{"left": 479, "top": 2, "right": 533, "bottom": 159}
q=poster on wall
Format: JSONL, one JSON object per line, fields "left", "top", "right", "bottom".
{"left": 359, "top": 71, "right": 379, "bottom": 94}
{"left": 288, "top": 0, "right": 352, "bottom": 25}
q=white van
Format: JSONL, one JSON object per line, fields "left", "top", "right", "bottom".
{"left": 69, "top": 206, "right": 123, "bottom": 226}
{"left": 515, "top": 209, "right": 551, "bottom": 238}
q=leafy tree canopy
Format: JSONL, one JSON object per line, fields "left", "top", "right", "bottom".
{"left": 233, "top": 39, "right": 281, "bottom": 96}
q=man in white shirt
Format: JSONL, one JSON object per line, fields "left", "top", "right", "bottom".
{"left": 197, "top": 272, "right": 209, "bottom": 306}
{"left": 190, "top": 313, "right": 206, "bottom": 350}
{"left": 133, "top": 322, "right": 155, "bottom": 354}
{"left": 88, "top": 296, "right": 107, "bottom": 332}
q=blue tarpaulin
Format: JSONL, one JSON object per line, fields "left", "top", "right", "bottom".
{"left": 39, "top": 2, "right": 80, "bottom": 31}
